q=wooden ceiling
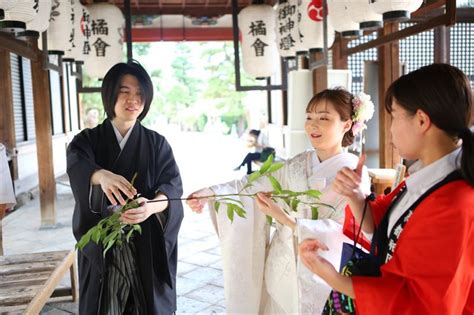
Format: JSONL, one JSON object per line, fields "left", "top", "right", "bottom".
{"left": 81, "top": 0, "right": 275, "bottom": 16}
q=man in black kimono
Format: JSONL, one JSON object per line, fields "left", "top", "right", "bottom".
{"left": 67, "top": 60, "right": 183, "bottom": 314}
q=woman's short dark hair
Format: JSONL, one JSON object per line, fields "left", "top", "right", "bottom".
{"left": 101, "top": 60, "right": 153, "bottom": 121}
{"left": 306, "top": 88, "right": 355, "bottom": 147}
{"left": 385, "top": 63, "right": 474, "bottom": 186}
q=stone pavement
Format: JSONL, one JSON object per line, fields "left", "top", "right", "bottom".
{"left": 2, "top": 130, "right": 250, "bottom": 314}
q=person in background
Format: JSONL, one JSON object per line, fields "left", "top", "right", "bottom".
{"left": 299, "top": 63, "right": 474, "bottom": 314}
{"left": 83, "top": 107, "right": 101, "bottom": 129}
{"left": 234, "top": 129, "right": 265, "bottom": 174}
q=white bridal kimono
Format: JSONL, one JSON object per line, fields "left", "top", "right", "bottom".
{"left": 209, "top": 150, "right": 370, "bottom": 314}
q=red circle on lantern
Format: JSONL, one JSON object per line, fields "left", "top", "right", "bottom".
{"left": 307, "top": 0, "right": 326, "bottom": 22}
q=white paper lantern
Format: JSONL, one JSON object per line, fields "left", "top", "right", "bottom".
{"left": 239, "top": 4, "right": 278, "bottom": 78}
{"left": 26, "top": 0, "right": 51, "bottom": 32}
{"left": 276, "top": 0, "right": 300, "bottom": 58}
{"left": 0, "top": 0, "right": 17, "bottom": 15}
{"left": 5, "top": 0, "right": 38, "bottom": 23}
{"left": 369, "top": 0, "right": 424, "bottom": 22}
{"left": 295, "top": 0, "right": 336, "bottom": 53}
{"left": 347, "top": 0, "right": 383, "bottom": 30}
{"left": 0, "top": 0, "right": 19, "bottom": 31}
{"left": 47, "top": 0, "right": 72, "bottom": 52}
{"left": 84, "top": 3, "right": 124, "bottom": 79}
{"left": 64, "top": 0, "right": 88, "bottom": 60}
{"left": 328, "top": 0, "right": 361, "bottom": 38}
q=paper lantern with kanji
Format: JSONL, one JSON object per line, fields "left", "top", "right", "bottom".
{"left": 327, "top": 0, "right": 361, "bottom": 38}
{"left": 47, "top": 0, "right": 72, "bottom": 52}
{"left": 239, "top": 4, "right": 278, "bottom": 78}
{"left": 26, "top": 0, "right": 50, "bottom": 32}
{"left": 369, "top": 0, "right": 423, "bottom": 21}
{"left": 275, "top": 0, "right": 300, "bottom": 58}
{"left": 295, "top": 0, "right": 335, "bottom": 53}
{"left": 347, "top": 0, "right": 383, "bottom": 30}
{"left": 84, "top": 3, "right": 124, "bottom": 79}
{"left": 64, "top": 0, "right": 90, "bottom": 61}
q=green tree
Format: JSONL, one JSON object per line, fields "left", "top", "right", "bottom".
{"left": 165, "top": 43, "right": 204, "bottom": 130}
{"left": 133, "top": 43, "right": 150, "bottom": 57}
{"left": 200, "top": 42, "right": 256, "bottom": 134}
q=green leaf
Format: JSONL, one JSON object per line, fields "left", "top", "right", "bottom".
{"left": 259, "top": 154, "right": 274, "bottom": 174}
{"left": 227, "top": 204, "right": 235, "bottom": 223}
{"left": 281, "top": 190, "right": 297, "bottom": 197}
{"left": 305, "top": 189, "right": 322, "bottom": 199}
{"left": 234, "top": 206, "right": 247, "bottom": 218}
{"left": 126, "top": 228, "right": 135, "bottom": 242}
{"left": 266, "top": 215, "right": 273, "bottom": 225}
{"left": 133, "top": 224, "right": 142, "bottom": 234}
{"left": 214, "top": 201, "right": 221, "bottom": 213}
{"left": 267, "top": 175, "right": 283, "bottom": 194}
{"left": 92, "top": 228, "right": 102, "bottom": 244}
{"left": 103, "top": 238, "right": 116, "bottom": 257}
{"left": 311, "top": 207, "right": 319, "bottom": 220}
{"left": 290, "top": 198, "right": 300, "bottom": 212}
{"left": 247, "top": 171, "right": 261, "bottom": 184}
{"left": 217, "top": 198, "right": 244, "bottom": 208}
{"left": 267, "top": 162, "right": 284, "bottom": 174}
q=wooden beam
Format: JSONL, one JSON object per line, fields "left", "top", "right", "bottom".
{"left": 378, "top": 22, "right": 400, "bottom": 169}
{"left": 27, "top": 40, "right": 56, "bottom": 226}
{"left": 0, "top": 33, "right": 37, "bottom": 61}
{"left": 343, "top": 0, "right": 456, "bottom": 57}
{"left": 131, "top": 27, "right": 234, "bottom": 42}
{"left": 310, "top": 50, "right": 327, "bottom": 94}
{"left": 0, "top": 49, "right": 18, "bottom": 181}
{"left": 344, "top": 15, "right": 447, "bottom": 56}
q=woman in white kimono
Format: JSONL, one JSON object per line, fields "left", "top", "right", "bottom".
{"left": 187, "top": 88, "right": 372, "bottom": 314}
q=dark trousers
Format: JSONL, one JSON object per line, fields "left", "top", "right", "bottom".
{"left": 239, "top": 152, "right": 261, "bottom": 174}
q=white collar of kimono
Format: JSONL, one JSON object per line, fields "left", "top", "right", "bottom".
{"left": 405, "top": 146, "right": 461, "bottom": 195}
{"left": 111, "top": 121, "right": 134, "bottom": 150}
{"left": 308, "top": 150, "right": 359, "bottom": 190}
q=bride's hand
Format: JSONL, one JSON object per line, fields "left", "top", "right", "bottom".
{"left": 255, "top": 192, "right": 283, "bottom": 218}
{"left": 256, "top": 192, "right": 296, "bottom": 229}
{"left": 186, "top": 187, "right": 214, "bottom": 213}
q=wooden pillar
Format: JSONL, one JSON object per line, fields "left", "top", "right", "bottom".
{"left": 378, "top": 22, "right": 401, "bottom": 169}
{"left": 310, "top": 50, "right": 328, "bottom": 94}
{"left": 332, "top": 35, "right": 348, "bottom": 69}
{"left": 28, "top": 37, "right": 56, "bottom": 226}
{"left": 434, "top": 25, "right": 450, "bottom": 64}
{"left": 0, "top": 49, "right": 18, "bottom": 179}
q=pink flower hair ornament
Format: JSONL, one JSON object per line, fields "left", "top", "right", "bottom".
{"left": 351, "top": 92, "right": 375, "bottom": 136}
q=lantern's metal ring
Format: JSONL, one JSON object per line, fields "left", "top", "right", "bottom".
{"left": 360, "top": 21, "right": 383, "bottom": 31}
{"left": 0, "top": 20, "right": 26, "bottom": 33}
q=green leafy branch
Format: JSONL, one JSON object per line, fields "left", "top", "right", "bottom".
{"left": 76, "top": 155, "right": 335, "bottom": 256}
{"left": 76, "top": 174, "right": 143, "bottom": 257}
{"left": 210, "top": 154, "right": 335, "bottom": 224}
